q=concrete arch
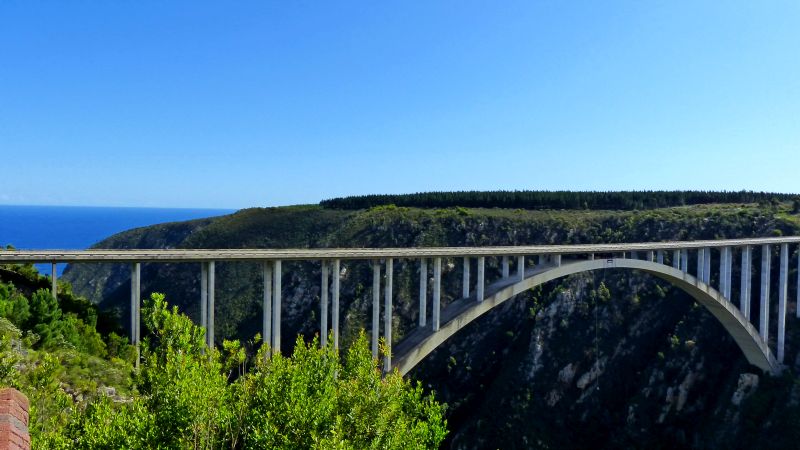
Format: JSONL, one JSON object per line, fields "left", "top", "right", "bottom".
{"left": 392, "top": 258, "right": 778, "bottom": 376}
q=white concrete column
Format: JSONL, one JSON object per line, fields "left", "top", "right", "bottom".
{"left": 760, "top": 245, "right": 770, "bottom": 342}
{"left": 320, "top": 261, "right": 328, "bottom": 348}
{"left": 372, "top": 261, "right": 380, "bottom": 357}
{"left": 419, "top": 259, "right": 427, "bottom": 327}
{"left": 462, "top": 257, "right": 470, "bottom": 299}
{"left": 200, "top": 262, "right": 208, "bottom": 332}
{"left": 208, "top": 261, "right": 215, "bottom": 348}
{"left": 703, "top": 248, "right": 711, "bottom": 284}
{"left": 502, "top": 256, "right": 509, "bottom": 278}
{"left": 672, "top": 250, "right": 681, "bottom": 269}
{"left": 51, "top": 263, "right": 57, "bottom": 301}
{"left": 131, "top": 262, "right": 140, "bottom": 345}
{"left": 697, "top": 249, "right": 705, "bottom": 282}
{"left": 332, "top": 259, "right": 340, "bottom": 350}
{"left": 271, "top": 260, "right": 281, "bottom": 354}
{"left": 740, "top": 246, "right": 752, "bottom": 319}
{"left": 719, "top": 247, "right": 727, "bottom": 295}
{"left": 588, "top": 253, "right": 595, "bottom": 261}
{"left": 681, "top": 249, "right": 689, "bottom": 273}
{"left": 433, "top": 257, "right": 441, "bottom": 331}
{"left": 657, "top": 250, "right": 664, "bottom": 265}
{"left": 131, "top": 262, "right": 141, "bottom": 367}
{"left": 778, "top": 243, "right": 788, "bottom": 363}
{"left": 517, "top": 255, "right": 525, "bottom": 281}
{"left": 384, "top": 258, "right": 393, "bottom": 372}
{"left": 263, "top": 261, "right": 273, "bottom": 350}
{"left": 477, "top": 256, "right": 485, "bottom": 302}
{"left": 553, "top": 254, "right": 562, "bottom": 267}
{"left": 725, "top": 247, "right": 733, "bottom": 299}
{"left": 647, "top": 251, "right": 654, "bottom": 262}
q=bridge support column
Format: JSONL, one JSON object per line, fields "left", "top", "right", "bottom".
{"left": 272, "top": 260, "right": 281, "bottom": 355}
{"left": 264, "top": 262, "right": 273, "bottom": 351}
{"left": 384, "top": 258, "right": 393, "bottom": 372}
{"left": 320, "top": 261, "right": 328, "bottom": 348}
{"left": 517, "top": 256, "right": 525, "bottom": 281}
{"left": 433, "top": 257, "right": 441, "bottom": 331}
{"left": 672, "top": 250, "right": 680, "bottom": 269}
{"left": 419, "top": 259, "right": 427, "bottom": 327}
{"left": 331, "top": 259, "right": 340, "bottom": 351}
{"left": 720, "top": 247, "right": 733, "bottom": 298}
{"left": 778, "top": 243, "right": 788, "bottom": 363}
{"left": 208, "top": 261, "right": 215, "bottom": 348}
{"left": 760, "top": 245, "right": 771, "bottom": 342}
{"left": 647, "top": 251, "right": 654, "bottom": 262}
{"left": 373, "top": 261, "right": 380, "bottom": 357}
{"left": 131, "top": 262, "right": 141, "bottom": 367}
{"left": 51, "top": 263, "right": 57, "bottom": 301}
{"left": 657, "top": 250, "right": 664, "bottom": 265}
{"left": 201, "top": 262, "right": 208, "bottom": 335}
{"left": 741, "top": 246, "right": 752, "bottom": 319}
{"left": 477, "top": 257, "right": 485, "bottom": 302}
{"left": 629, "top": 251, "right": 637, "bottom": 260}
{"left": 681, "top": 249, "right": 689, "bottom": 273}
{"left": 703, "top": 247, "right": 711, "bottom": 284}
{"left": 554, "top": 254, "right": 562, "bottom": 267}
{"left": 697, "top": 249, "right": 705, "bottom": 283}
{"left": 502, "top": 256, "right": 509, "bottom": 278}
{"left": 588, "top": 253, "right": 595, "bottom": 261}
{"left": 462, "top": 257, "right": 469, "bottom": 299}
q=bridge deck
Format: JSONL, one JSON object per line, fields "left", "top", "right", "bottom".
{"left": 1, "top": 236, "right": 799, "bottom": 262}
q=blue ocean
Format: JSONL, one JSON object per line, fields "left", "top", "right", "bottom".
{"left": 0, "top": 205, "right": 235, "bottom": 275}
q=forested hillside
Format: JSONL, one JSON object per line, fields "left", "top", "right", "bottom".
{"left": 63, "top": 195, "right": 800, "bottom": 449}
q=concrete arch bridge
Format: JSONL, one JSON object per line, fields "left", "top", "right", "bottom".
{"left": 3, "top": 236, "right": 800, "bottom": 375}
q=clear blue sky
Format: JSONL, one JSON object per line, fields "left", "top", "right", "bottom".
{"left": 1, "top": 1, "right": 798, "bottom": 209}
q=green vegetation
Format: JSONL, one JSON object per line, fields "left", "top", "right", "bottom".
{"left": 0, "top": 260, "right": 446, "bottom": 448}
{"left": 28, "top": 293, "right": 446, "bottom": 449}
{"left": 320, "top": 190, "right": 796, "bottom": 211}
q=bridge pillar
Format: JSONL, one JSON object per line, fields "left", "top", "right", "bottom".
{"left": 462, "top": 257, "right": 469, "bottom": 299}
{"left": 201, "top": 262, "right": 208, "bottom": 335}
{"left": 588, "top": 253, "right": 595, "bottom": 261}
{"left": 720, "top": 247, "right": 733, "bottom": 298}
{"left": 131, "top": 262, "right": 141, "bottom": 367}
{"left": 264, "top": 261, "right": 273, "bottom": 351}
{"left": 433, "top": 257, "right": 441, "bottom": 331}
{"left": 331, "top": 259, "right": 340, "bottom": 350}
{"left": 656, "top": 250, "right": 664, "bottom": 264}
{"left": 760, "top": 245, "right": 771, "bottom": 342}
{"left": 419, "top": 259, "right": 427, "bottom": 327}
{"left": 209, "top": 261, "right": 216, "bottom": 348}
{"left": 741, "top": 246, "right": 752, "bottom": 319}
{"left": 697, "top": 249, "right": 705, "bottom": 283}
{"left": 672, "top": 250, "right": 680, "bottom": 269}
{"left": 373, "top": 261, "right": 380, "bottom": 357}
{"left": 517, "top": 255, "right": 525, "bottom": 281}
{"left": 320, "top": 261, "right": 328, "bottom": 348}
{"left": 272, "top": 260, "right": 281, "bottom": 354}
{"left": 778, "top": 243, "right": 788, "bottom": 363}
{"left": 703, "top": 247, "right": 711, "bottom": 284}
{"left": 629, "top": 251, "right": 637, "bottom": 260}
{"left": 51, "top": 263, "right": 57, "bottom": 301}
{"left": 646, "top": 251, "right": 654, "bottom": 262}
{"left": 554, "top": 254, "right": 562, "bottom": 267}
{"left": 502, "top": 256, "right": 509, "bottom": 278}
{"left": 681, "top": 249, "right": 689, "bottom": 273}
{"left": 477, "top": 257, "right": 485, "bottom": 302}
{"left": 384, "top": 258, "right": 393, "bottom": 372}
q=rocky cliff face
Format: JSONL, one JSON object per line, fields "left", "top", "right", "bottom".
{"left": 64, "top": 203, "right": 800, "bottom": 448}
